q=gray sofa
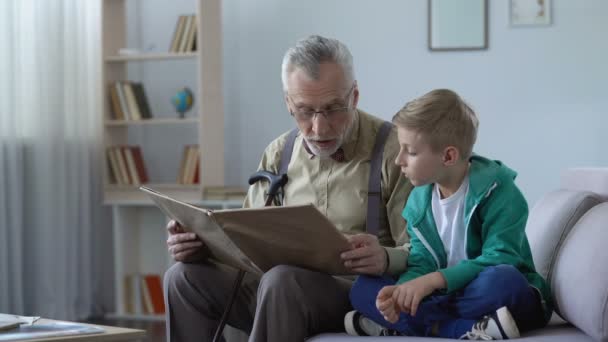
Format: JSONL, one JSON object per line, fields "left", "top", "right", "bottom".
{"left": 310, "top": 168, "right": 608, "bottom": 341}
{"left": 228, "top": 168, "right": 608, "bottom": 341}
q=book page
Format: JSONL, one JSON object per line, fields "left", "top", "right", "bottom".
{"left": 140, "top": 187, "right": 263, "bottom": 275}
{"left": 212, "top": 205, "right": 353, "bottom": 275}
{"left": 141, "top": 187, "right": 354, "bottom": 276}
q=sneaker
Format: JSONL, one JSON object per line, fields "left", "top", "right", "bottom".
{"left": 461, "top": 306, "right": 520, "bottom": 340}
{"left": 344, "top": 310, "right": 399, "bottom": 336}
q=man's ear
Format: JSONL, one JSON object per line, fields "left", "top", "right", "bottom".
{"left": 442, "top": 146, "right": 460, "bottom": 166}
{"left": 285, "top": 95, "right": 292, "bottom": 114}
{"left": 351, "top": 81, "right": 359, "bottom": 108}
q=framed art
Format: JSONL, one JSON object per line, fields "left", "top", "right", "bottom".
{"left": 428, "top": 0, "right": 488, "bottom": 51}
{"left": 510, "top": 0, "right": 552, "bottom": 26}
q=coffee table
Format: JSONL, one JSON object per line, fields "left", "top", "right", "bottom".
{"left": 0, "top": 318, "right": 146, "bottom": 341}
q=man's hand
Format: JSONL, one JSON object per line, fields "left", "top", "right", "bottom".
{"left": 377, "top": 272, "right": 446, "bottom": 320}
{"left": 166, "top": 220, "right": 208, "bottom": 262}
{"left": 341, "top": 234, "right": 387, "bottom": 275}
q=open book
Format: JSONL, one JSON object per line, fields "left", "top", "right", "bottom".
{"left": 141, "top": 186, "right": 353, "bottom": 276}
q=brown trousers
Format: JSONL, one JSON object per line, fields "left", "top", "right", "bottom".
{"left": 163, "top": 262, "right": 352, "bottom": 342}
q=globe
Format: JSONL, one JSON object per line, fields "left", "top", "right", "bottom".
{"left": 171, "top": 87, "right": 194, "bottom": 118}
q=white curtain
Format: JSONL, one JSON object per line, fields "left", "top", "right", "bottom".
{"left": 0, "top": 0, "right": 112, "bottom": 320}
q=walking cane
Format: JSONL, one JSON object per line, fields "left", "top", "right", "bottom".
{"left": 212, "top": 171, "right": 288, "bottom": 342}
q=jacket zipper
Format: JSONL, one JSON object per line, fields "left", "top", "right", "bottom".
{"left": 411, "top": 182, "right": 498, "bottom": 269}
{"left": 412, "top": 227, "right": 440, "bottom": 269}
{"left": 463, "top": 182, "right": 497, "bottom": 259}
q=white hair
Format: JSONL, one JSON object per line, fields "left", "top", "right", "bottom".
{"left": 281, "top": 35, "right": 355, "bottom": 92}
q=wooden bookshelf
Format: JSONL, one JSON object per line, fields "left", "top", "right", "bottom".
{"left": 101, "top": 0, "right": 227, "bottom": 321}
{"left": 101, "top": 0, "right": 224, "bottom": 201}
{"left": 105, "top": 52, "right": 197, "bottom": 62}
{"left": 104, "top": 117, "right": 199, "bottom": 126}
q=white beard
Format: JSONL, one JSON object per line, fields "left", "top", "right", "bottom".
{"left": 304, "top": 112, "right": 355, "bottom": 158}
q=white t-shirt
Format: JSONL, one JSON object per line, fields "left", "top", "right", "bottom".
{"left": 431, "top": 176, "right": 470, "bottom": 267}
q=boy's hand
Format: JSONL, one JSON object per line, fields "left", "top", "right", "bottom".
{"left": 389, "top": 272, "right": 446, "bottom": 317}
{"left": 376, "top": 285, "right": 400, "bottom": 323}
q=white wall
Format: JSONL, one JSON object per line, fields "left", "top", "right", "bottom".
{"left": 130, "top": 1, "right": 608, "bottom": 205}
{"left": 222, "top": 0, "right": 608, "bottom": 205}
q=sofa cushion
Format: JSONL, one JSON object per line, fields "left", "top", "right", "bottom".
{"left": 526, "top": 189, "right": 601, "bottom": 281}
{"left": 307, "top": 323, "right": 593, "bottom": 341}
{"left": 562, "top": 168, "right": 608, "bottom": 199}
{"left": 551, "top": 203, "right": 608, "bottom": 342}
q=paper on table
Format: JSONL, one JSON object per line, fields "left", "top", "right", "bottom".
{"left": 0, "top": 321, "right": 104, "bottom": 341}
{"left": 140, "top": 186, "right": 353, "bottom": 276}
{"left": 0, "top": 314, "right": 40, "bottom": 331}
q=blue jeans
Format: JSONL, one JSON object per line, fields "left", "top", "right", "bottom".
{"left": 350, "top": 265, "right": 546, "bottom": 338}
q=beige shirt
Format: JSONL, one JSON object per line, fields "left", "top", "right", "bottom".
{"left": 243, "top": 110, "right": 412, "bottom": 275}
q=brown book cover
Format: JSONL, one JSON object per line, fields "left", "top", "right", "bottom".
{"left": 124, "top": 147, "right": 140, "bottom": 186}
{"left": 122, "top": 82, "right": 142, "bottom": 121}
{"left": 144, "top": 274, "right": 165, "bottom": 314}
{"left": 183, "top": 145, "right": 197, "bottom": 185}
{"left": 140, "top": 187, "right": 353, "bottom": 276}
{"left": 185, "top": 15, "right": 197, "bottom": 52}
{"left": 193, "top": 157, "right": 199, "bottom": 184}
{"left": 108, "top": 84, "right": 125, "bottom": 120}
{"left": 116, "top": 146, "right": 132, "bottom": 185}
{"left": 188, "top": 146, "right": 200, "bottom": 184}
{"left": 106, "top": 148, "right": 121, "bottom": 185}
{"left": 130, "top": 146, "right": 149, "bottom": 184}
{"left": 140, "top": 276, "right": 153, "bottom": 314}
{"left": 110, "top": 147, "right": 128, "bottom": 185}
{"left": 177, "top": 146, "right": 189, "bottom": 184}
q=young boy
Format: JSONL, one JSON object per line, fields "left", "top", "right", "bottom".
{"left": 345, "top": 89, "right": 552, "bottom": 339}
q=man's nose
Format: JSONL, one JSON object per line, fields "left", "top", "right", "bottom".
{"left": 311, "top": 113, "right": 331, "bottom": 136}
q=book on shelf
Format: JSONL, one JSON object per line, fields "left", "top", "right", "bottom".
{"left": 107, "top": 81, "right": 153, "bottom": 121}
{"left": 131, "top": 83, "right": 153, "bottom": 119}
{"left": 107, "top": 146, "right": 149, "bottom": 186}
{"left": 108, "top": 85, "right": 125, "bottom": 120}
{"left": 122, "top": 273, "right": 165, "bottom": 315}
{"left": 178, "top": 145, "right": 199, "bottom": 185}
{"left": 123, "top": 82, "right": 142, "bottom": 120}
{"left": 169, "top": 15, "right": 197, "bottom": 53}
{"left": 140, "top": 186, "right": 353, "bottom": 276}
{"left": 169, "top": 15, "right": 186, "bottom": 53}
{"left": 140, "top": 276, "right": 154, "bottom": 315}
{"left": 144, "top": 274, "right": 165, "bottom": 314}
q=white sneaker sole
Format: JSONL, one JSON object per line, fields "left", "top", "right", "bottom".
{"left": 496, "top": 306, "right": 521, "bottom": 339}
{"left": 344, "top": 310, "right": 359, "bottom": 336}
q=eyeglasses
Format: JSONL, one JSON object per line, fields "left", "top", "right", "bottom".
{"left": 288, "top": 84, "right": 355, "bottom": 122}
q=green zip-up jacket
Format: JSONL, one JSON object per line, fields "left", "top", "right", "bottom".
{"left": 398, "top": 155, "right": 552, "bottom": 322}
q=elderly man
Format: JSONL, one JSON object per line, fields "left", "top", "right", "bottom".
{"left": 164, "top": 35, "right": 412, "bottom": 342}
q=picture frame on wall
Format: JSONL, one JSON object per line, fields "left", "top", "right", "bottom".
{"left": 428, "top": 0, "right": 488, "bottom": 51}
{"left": 510, "top": 0, "right": 552, "bottom": 26}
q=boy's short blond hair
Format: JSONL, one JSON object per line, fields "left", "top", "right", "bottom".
{"left": 392, "top": 89, "right": 479, "bottom": 159}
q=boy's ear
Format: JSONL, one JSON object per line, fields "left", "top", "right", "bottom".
{"left": 442, "top": 146, "right": 460, "bottom": 166}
